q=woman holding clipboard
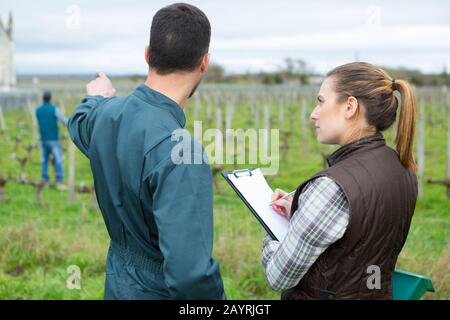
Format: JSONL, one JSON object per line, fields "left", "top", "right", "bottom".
{"left": 263, "top": 62, "right": 418, "bottom": 300}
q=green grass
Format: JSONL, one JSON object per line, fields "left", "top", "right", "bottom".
{"left": 0, "top": 84, "right": 448, "bottom": 300}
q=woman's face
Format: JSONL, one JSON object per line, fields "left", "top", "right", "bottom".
{"left": 310, "top": 77, "right": 348, "bottom": 145}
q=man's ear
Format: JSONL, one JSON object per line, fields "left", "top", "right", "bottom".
{"left": 145, "top": 45, "right": 150, "bottom": 65}
{"left": 200, "top": 53, "right": 210, "bottom": 74}
{"left": 345, "top": 96, "right": 359, "bottom": 119}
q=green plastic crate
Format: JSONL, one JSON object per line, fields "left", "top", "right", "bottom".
{"left": 392, "top": 269, "right": 435, "bottom": 300}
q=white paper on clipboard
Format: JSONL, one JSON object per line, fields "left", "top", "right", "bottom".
{"left": 227, "top": 168, "right": 289, "bottom": 242}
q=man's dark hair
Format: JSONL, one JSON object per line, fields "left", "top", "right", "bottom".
{"left": 43, "top": 90, "right": 52, "bottom": 103}
{"left": 149, "top": 3, "right": 211, "bottom": 74}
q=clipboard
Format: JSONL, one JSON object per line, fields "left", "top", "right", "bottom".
{"left": 221, "top": 168, "right": 289, "bottom": 241}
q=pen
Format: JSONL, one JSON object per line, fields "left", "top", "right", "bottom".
{"left": 269, "top": 190, "right": 296, "bottom": 206}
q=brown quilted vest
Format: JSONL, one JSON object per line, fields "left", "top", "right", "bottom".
{"left": 282, "top": 133, "right": 418, "bottom": 300}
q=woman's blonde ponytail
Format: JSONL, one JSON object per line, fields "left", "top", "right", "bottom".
{"left": 394, "top": 79, "right": 418, "bottom": 172}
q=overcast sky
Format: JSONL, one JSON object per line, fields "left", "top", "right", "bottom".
{"left": 1, "top": 0, "right": 449, "bottom": 75}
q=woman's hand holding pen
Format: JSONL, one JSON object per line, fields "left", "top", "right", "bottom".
{"left": 271, "top": 189, "right": 294, "bottom": 220}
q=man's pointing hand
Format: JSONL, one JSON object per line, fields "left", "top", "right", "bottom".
{"left": 86, "top": 71, "right": 117, "bottom": 97}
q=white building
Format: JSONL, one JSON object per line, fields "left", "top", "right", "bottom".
{"left": 0, "top": 13, "right": 16, "bottom": 88}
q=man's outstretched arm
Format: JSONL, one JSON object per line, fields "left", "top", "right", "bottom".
{"left": 67, "top": 72, "right": 116, "bottom": 157}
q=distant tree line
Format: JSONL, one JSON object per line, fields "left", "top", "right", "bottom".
{"left": 204, "top": 58, "right": 449, "bottom": 87}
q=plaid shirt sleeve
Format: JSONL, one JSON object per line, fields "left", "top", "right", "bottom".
{"left": 262, "top": 176, "right": 349, "bottom": 291}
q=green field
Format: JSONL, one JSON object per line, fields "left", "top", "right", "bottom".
{"left": 0, "top": 81, "right": 448, "bottom": 299}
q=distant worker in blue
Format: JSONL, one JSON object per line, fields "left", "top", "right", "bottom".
{"left": 35, "top": 90, "right": 68, "bottom": 191}
{"left": 68, "top": 3, "right": 225, "bottom": 299}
